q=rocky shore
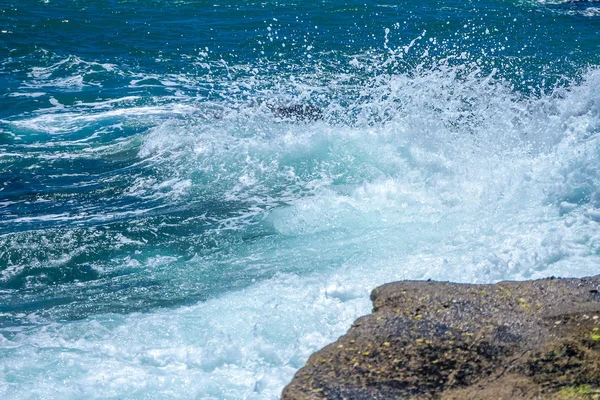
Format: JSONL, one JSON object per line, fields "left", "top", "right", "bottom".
{"left": 282, "top": 276, "right": 600, "bottom": 399}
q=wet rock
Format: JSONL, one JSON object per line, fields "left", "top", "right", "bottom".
{"left": 269, "top": 104, "right": 323, "bottom": 122}
{"left": 282, "top": 276, "right": 600, "bottom": 400}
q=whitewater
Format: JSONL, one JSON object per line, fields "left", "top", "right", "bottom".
{"left": 1, "top": 0, "right": 600, "bottom": 398}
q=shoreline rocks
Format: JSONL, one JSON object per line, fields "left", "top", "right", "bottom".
{"left": 282, "top": 276, "right": 600, "bottom": 399}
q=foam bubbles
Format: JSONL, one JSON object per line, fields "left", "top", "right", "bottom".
{"left": 2, "top": 47, "right": 600, "bottom": 399}
{"left": 0, "top": 273, "right": 369, "bottom": 399}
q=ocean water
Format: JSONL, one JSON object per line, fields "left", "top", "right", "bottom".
{"left": 1, "top": 0, "right": 600, "bottom": 398}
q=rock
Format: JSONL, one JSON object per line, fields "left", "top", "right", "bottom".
{"left": 269, "top": 104, "right": 323, "bottom": 122}
{"left": 282, "top": 276, "right": 600, "bottom": 400}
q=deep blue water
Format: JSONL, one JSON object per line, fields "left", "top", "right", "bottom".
{"left": 1, "top": 0, "right": 600, "bottom": 398}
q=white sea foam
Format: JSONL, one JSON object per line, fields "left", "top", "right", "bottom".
{"left": 1, "top": 61, "right": 600, "bottom": 399}
{"left": 7, "top": 92, "right": 46, "bottom": 98}
{"left": 0, "top": 272, "right": 368, "bottom": 400}
{"left": 23, "top": 54, "right": 122, "bottom": 90}
{"left": 5, "top": 104, "right": 198, "bottom": 135}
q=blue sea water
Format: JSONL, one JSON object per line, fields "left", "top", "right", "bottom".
{"left": 1, "top": 0, "right": 600, "bottom": 398}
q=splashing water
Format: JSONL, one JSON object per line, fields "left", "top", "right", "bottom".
{"left": 1, "top": 0, "right": 600, "bottom": 398}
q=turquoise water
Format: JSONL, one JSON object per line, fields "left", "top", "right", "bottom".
{"left": 1, "top": 0, "right": 600, "bottom": 398}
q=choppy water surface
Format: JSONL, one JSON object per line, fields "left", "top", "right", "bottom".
{"left": 1, "top": 0, "right": 600, "bottom": 398}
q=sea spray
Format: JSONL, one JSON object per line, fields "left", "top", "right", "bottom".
{"left": 1, "top": 0, "right": 600, "bottom": 398}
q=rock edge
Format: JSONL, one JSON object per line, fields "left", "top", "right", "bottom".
{"left": 282, "top": 276, "right": 600, "bottom": 400}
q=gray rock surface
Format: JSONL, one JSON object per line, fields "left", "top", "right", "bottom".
{"left": 282, "top": 276, "right": 600, "bottom": 399}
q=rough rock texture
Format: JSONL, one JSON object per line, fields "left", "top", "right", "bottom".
{"left": 282, "top": 276, "right": 600, "bottom": 400}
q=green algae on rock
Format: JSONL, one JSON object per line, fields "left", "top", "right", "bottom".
{"left": 282, "top": 276, "right": 600, "bottom": 400}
